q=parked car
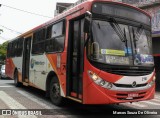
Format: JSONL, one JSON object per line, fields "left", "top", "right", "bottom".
{"left": 0, "top": 65, "right": 6, "bottom": 79}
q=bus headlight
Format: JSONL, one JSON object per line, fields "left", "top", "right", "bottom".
{"left": 88, "top": 70, "right": 113, "bottom": 89}
{"left": 153, "top": 76, "right": 156, "bottom": 81}
{"left": 148, "top": 76, "right": 156, "bottom": 87}
{"left": 103, "top": 81, "right": 113, "bottom": 89}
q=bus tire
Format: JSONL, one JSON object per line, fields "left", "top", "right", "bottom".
{"left": 50, "top": 77, "right": 64, "bottom": 106}
{"left": 14, "top": 70, "right": 21, "bottom": 87}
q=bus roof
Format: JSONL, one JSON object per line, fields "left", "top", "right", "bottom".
{"left": 9, "top": 0, "right": 151, "bottom": 42}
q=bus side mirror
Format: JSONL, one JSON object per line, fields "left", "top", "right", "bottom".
{"left": 83, "top": 11, "right": 92, "bottom": 33}
{"left": 84, "top": 17, "right": 90, "bottom": 33}
{"left": 91, "top": 42, "right": 100, "bottom": 60}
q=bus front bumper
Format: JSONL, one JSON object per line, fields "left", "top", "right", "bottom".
{"left": 83, "top": 82, "right": 155, "bottom": 104}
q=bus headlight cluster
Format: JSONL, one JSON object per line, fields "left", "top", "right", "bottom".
{"left": 88, "top": 71, "right": 113, "bottom": 89}
{"left": 148, "top": 76, "right": 156, "bottom": 87}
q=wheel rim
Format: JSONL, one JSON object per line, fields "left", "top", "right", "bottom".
{"left": 51, "top": 83, "right": 60, "bottom": 99}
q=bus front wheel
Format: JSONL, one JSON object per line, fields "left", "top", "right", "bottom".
{"left": 50, "top": 77, "right": 64, "bottom": 106}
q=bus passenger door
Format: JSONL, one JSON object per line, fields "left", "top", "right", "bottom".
{"left": 22, "top": 36, "right": 31, "bottom": 84}
{"left": 67, "top": 19, "right": 84, "bottom": 100}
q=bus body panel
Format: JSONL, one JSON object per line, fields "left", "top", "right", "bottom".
{"left": 46, "top": 53, "right": 66, "bottom": 97}
{"left": 5, "top": 0, "right": 155, "bottom": 105}
{"left": 5, "top": 58, "right": 15, "bottom": 79}
{"left": 83, "top": 82, "right": 155, "bottom": 104}
{"left": 30, "top": 54, "right": 47, "bottom": 90}
{"left": 5, "top": 57, "right": 23, "bottom": 82}
{"left": 82, "top": 51, "right": 155, "bottom": 104}
{"left": 13, "top": 57, "right": 23, "bottom": 82}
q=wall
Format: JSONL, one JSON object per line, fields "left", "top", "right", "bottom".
{"left": 144, "top": 6, "right": 160, "bottom": 34}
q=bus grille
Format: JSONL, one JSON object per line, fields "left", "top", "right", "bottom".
{"left": 102, "top": 68, "right": 152, "bottom": 76}
{"left": 114, "top": 83, "right": 148, "bottom": 88}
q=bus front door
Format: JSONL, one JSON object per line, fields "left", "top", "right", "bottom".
{"left": 22, "top": 36, "right": 31, "bottom": 84}
{"left": 67, "top": 19, "right": 84, "bottom": 101}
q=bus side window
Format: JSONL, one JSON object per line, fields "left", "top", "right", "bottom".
{"left": 7, "top": 43, "right": 10, "bottom": 58}
{"left": 9, "top": 43, "right": 12, "bottom": 57}
{"left": 12, "top": 41, "right": 17, "bottom": 57}
{"left": 45, "top": 21, "right": 65, "bottom": 53}
{"left": 45, "top": 26, "right": 52, "bottom": 52}
{"left": 32, "top": 29, "right": 46, "bottom": 55}
{"left": 17, "top": 38, "right": 24, "bottom": 57}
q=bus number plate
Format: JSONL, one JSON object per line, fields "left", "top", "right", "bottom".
{"left": 128, "top": 93, "right": 138, "bottom": 98}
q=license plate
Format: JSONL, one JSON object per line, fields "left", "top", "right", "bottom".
{"left": 128, "top": 93, "right": 139, "bottom": 98}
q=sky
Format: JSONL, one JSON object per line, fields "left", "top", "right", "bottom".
{"left": 0, "top": 0, "right": 77, "bottom": 44}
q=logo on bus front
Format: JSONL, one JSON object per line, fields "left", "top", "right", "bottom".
{"left": 132, "top": 81, "right": 137, "bottom": 88}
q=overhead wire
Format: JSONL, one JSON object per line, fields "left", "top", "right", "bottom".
{"left": 0, "top": 4, "right": 53, "bottom": 41}
{"left": 0, "top": 25, "right": 22, "bottom": 34}
{"left": 1, "top": 4, "right": 52, "bottom": 18}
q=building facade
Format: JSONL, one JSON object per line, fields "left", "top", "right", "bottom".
{"left": 54, "top": 3, "right": 73, "bottom": 16}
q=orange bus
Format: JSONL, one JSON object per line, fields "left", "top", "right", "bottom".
{"left": 5, "top": 0, "right": 155, "bottom": 106}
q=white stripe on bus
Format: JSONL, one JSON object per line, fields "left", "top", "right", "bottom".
{"left": 0, "top": 91, "right": 37, "bottom": 118}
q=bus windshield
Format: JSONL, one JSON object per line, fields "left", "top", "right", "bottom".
{"left": 87, "top": 20, "right": 154, "bottom": 66}
{"left": 132, "top": 26, "right": 153, "bottom": 65}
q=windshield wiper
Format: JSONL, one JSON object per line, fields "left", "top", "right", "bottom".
{"left": 109, "top": 18, "right": 127, "bottom": 42}
{"left": 109, "top": 18, "right": 129, "bottom": 55}
{"left": 132, "top": 25, "right": 144, "bottom": 54}
{"left": 124, "top": 28, "right": 129, "bottom": 55}
{"left": 134, "top": 24, "right": 144, "bottom": 41}
{"left": 132, "top": 27, "right": 137, "bottom": 54}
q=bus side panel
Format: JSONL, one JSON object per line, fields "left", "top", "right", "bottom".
{"left": 29, "top": 54, "right": 47, "bottom": 91}
{"left": 28, "top": 53, "right": 66, "bottom": 97}
{"left": 83, "top": 53, "right": 111, "bottom": 104}
{"left": 5, "top": 58, "right": 15, "bottom": 79}
{"left": 12, "top": 57, "right": 23, "bottom": 82}
{"left": 46, "top": 53, "right": 66, "bottom": 97}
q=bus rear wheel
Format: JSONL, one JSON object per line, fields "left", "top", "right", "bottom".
{"left": 14, "top": 70, "right": 21, "bottom": 87}
{"left": 50, "top": 77, "right": 64, "bottom": 106}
